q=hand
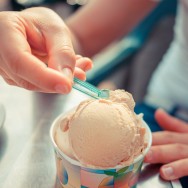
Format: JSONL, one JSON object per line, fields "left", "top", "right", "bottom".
{"left": 144, "top": 109, "right": 188, "bottom": 180}
{"left": 0, "top": 8, "right": 92, "bottom": 93}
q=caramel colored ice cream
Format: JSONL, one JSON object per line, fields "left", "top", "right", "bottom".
{"left": 55, "top": 90, "right": 146, "bottom": 168}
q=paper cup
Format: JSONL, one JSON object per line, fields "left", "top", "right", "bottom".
{"left": 50, "top": 111, "right": 152, "bottom": 188}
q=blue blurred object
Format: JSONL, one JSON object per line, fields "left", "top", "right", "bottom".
{"left": 87, "top": 0, "right": 177, "bottom": 86}
{"left": 10, "top": 0, "right": 83, "bottom": 11}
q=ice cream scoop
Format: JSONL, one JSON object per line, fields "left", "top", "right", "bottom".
{"left": 55, "top": 90, "right": 146, "bottom": 168}
{"left": 73, "top": 77, "right": 110, "bottom": 99}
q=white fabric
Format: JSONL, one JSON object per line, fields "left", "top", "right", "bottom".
{"left": 145, "top": 1, "right": 188, "bottom": 111}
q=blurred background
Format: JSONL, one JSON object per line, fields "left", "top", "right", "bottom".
{"left": 0, "top": 0, "right": 87, "bottom": 17}
{"left": 0, "top": 0, "right": 177, "bottom": 103}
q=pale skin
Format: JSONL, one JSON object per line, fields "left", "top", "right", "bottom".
{"left": 0, "top": 8, "right": 93, "bottom": 93}
{"left": 0, "top": 0, "right": 187, "bottom": 180}
{"left": 67, "top": 0, "right": 158, "bottom": 56}
{"left": 145, "top": 109, "right": 188, "bottom": 180}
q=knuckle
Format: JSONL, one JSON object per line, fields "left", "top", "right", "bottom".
{"left": 175, "top": 144, "right": 187, "bottom": 157}
{"left": 27, "top": 7, "right": 64, "bottom": 30}
{"left": 54, "top": 43, "right": 70, "bottom": 51}
{"left": 156, "top": 147, "right": 164, "bottom": 159}
{"left": 4, "top": 78, "right": 14, "bottom": 85}
{"left": 60, "top": 46, "right": 75, "bottom": 59}
{"left": 53, "top": 46, "right": 76, "bottom": 68}
{"left": 153, "top": 147, "right": 167, "bottom": 163}
{"left": 163, "top": 131, "right": 176, "bottom": 143}
{"left": 17, "top": 79, "right": 34, "bottom": 90}
{"left": 174, "top": 143, "right": 182, "bottom": 150}
{"left": 48, "top": 17, "right": 68, "bottom": 32}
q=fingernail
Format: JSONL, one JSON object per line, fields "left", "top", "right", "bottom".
{"left": 61, "top": 68, "right": 73, "bottom": 80}
{"left": 162, "top": 166, "right": 174, "bottom": 178}
{"left": 145, "top": 150, "right": 153, "bottom": 161}
{"left": 55, "top": 84, "right": 69, "bottom": 94}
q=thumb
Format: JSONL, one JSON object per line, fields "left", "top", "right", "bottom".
{"left": 44, "top": 25, "right": 75, "bottom": 83}
{"left": 22, "top": 7, "right": 76, "bottom": 84}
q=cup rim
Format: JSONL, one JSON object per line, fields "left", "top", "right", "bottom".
{"left": 50, "top": 111, "right": 152, "bottom": 170}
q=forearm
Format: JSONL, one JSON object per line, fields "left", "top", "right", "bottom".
{"left": 66, "top": 0, "right": 158, "bottom": 57}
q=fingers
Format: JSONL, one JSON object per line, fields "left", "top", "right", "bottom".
{"left": 155, "top": 109, "right": 188, "bottom": 133}
{"left": 19, "top": 8, "right": 93, "bottom": 90}
{"left": 160, "top": 158, "right": 188, "bottom": 180}
{"left": 8, "top": 50, "right": 72, "bottom": 93}
{"left": 152, "top": 131, "right": 188, "bottom": 145}
{"left": 74, "top": 67, "right": 86, "bottom": 81}
{"left": 144, "top": 144, "right": 188, "bottom": 164}
{"left": 75, "top": 56, "right": 93, "bottom": 71}
{"left": 17, "top": 8, "right": 74, "bottom": 92}
{"left": 1, "top": 69, "right": 48, "bottom": 92}
{"left": 21, "top": 7, "right": 76, "bottom": 79}
{"left": 148, "top": 109, "right": 188, "bottom": 180}
{"left": 3, "top": 53, "right": 91, "bottom": 89}
{"left": 0, "top": 12, "right": 72, "bottom": 94}
{"left": 0, "top": 59, "right": 62, "bottom": 92}
{"left": 74, "top": 56, "right": 93, "bottom": 80}
{"left": 34, "top": 9, "right": 76, "bottom": 81}
{"left": 0, "top": 9, "right": 93, "bottom": 93}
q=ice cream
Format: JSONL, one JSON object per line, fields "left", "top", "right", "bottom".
{"left": 55, "top": 90, "right": 146, "bottom": 168}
